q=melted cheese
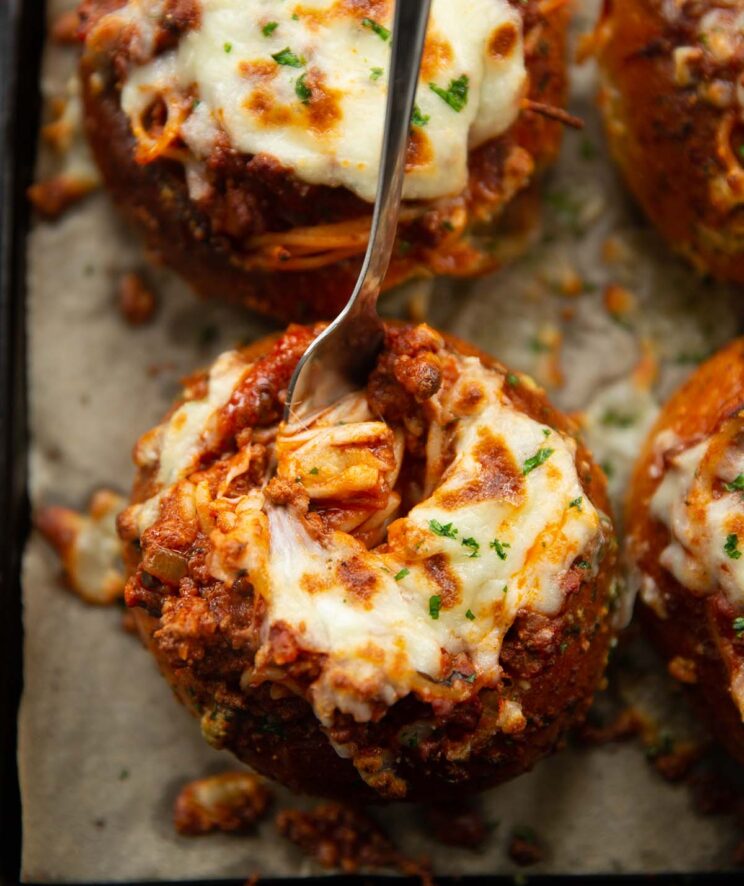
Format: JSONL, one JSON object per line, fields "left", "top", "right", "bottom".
{"left": 117, "top": 0, "right": 526, "bottom": 202}
{"left": 127, "top": 348, "right": 608, "bottom": 726}
{"left": 132, "top": 350, "right": 250, "bottom": 532}
{"left": 650, "top": 421, "right": 744, "bottom": 609}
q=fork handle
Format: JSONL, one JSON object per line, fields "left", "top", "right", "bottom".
{"left": 348, "top": 0, "right": 433, "bottom": 316}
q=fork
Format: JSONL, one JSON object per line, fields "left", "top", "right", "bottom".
{"left": 284, "top": 0, "right": 432, "bottom": 424}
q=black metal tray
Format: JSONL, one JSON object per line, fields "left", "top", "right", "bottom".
{"left": 0, "top": 2, "right": 738, "bottom": 884}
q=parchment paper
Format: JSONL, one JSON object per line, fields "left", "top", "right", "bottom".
{"left": 19, "top": 0, "right": 744, "bottom": 880}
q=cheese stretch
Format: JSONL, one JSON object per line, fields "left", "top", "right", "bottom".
{"left": 124, "top": 342, "right": 608, "bottom": 726}
{"left": 112, "top": 0, "right": 527, "bottom": 202}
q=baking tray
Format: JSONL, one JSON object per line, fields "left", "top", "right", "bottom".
{"left": 0, "top": 1, "right": 740, "bottom": 884}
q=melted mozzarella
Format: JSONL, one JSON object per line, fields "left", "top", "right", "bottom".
{"left": 650, "top": 426, "right": 744, "bottom": 609}
{"left": 209, "top": 359, "right": 603, "bottom": 724}
{"left": 126, "top": 347, "right": 607, "bottom": 726}
{"left": 119, "top": 0, "right": 526, "bottom": 201}
{"left": 132, "top": 350, "right": 249, "bottom": 532}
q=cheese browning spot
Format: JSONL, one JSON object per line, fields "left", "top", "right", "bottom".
{"left": 118, "top": 0, "right": 527, "bottom": 202}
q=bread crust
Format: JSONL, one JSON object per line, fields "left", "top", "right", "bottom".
{"left": 627, "top": 339, "right": 744, "bottom": 765}
{"left": 594, "top": 0, "right": 744, "bottom": 284}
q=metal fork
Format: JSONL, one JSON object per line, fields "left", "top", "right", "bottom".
{"left": 284, "top": 0, "right": 432, "bottom": 424}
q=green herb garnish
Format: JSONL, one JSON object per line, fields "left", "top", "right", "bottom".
{"left": 569, "top": 496, "right": 583, "bottom": 511}
{"left": 429, "top": 595, "right": 442, "bottom": 620}
{"left": 430, "top": 519, "right": 458, "bottom": 539}
{"left": 725, "top": 475, "right": 744, "bottom": 493}
{"left": 523, "top": 447, "right": 554, "bottom": 475}
{"left": 600, "top": 409, "right": 636, "bottom": 428}
{"left": 295, "top": 73, "right": 312, "bottom": 104}
{"left": 725, "top": 533, "right": 742, "bottom": 560}
{"left": 262, "top": 21, "right": 278, "bottom": 36}
{"left": 362, "top": 17, "right": 390, "bottom": 40}
{"left": 272, "top": 47, "right": 304, "bottom": 67}
{"left": 429, "top": 74, "right": 469, "bottom": 112}
{"left": 462, "top": 537, "right": 480, "bottom": 558}
{"left": 411, "top": 104, "right": 430, "bottom": 127}
{"left": 490, "top": 539, "right": 510, "bottom": 560}
{"left": 370, "top": 66, "right": 384, "bottom": 80}
{"left": 394, "top": 568, "right": 410, "bottom": 582}
{"left": 224, "top": 42, "right": 233, "bottom": 53}
{"left": 465, "top": 609, "right": 476, "bottom": 621}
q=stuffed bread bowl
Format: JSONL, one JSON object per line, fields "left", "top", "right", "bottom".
{"left": 594, "top": 0, "right": 744, "bottom": 285}
{"left": 77, "top": 0, "right": 570, "bottom": 320}
{"left": 627, "top": 339, "right": 744, "bottom": 765}
{"left": 117, "top": 321, "right": 618, "bottom": 801}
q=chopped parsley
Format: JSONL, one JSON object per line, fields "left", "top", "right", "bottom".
{"left": 429, "top": 75, "right": 469, "bottom": 112}
{"left": 429, "top": 594, "right": 442, "bottom": 620}
{"left": 733, "top": 616, "right": 744, "bottom": 637}
{"left": 465, "top": 609, "right": 476, "bottom": 621}
{"left": 272, "top": 47, "right": 305, "bottom": 67}
{"left": 362, "top": 17, "right": 390, "bottom": 41}
{"left": 601, "top": 460, "right": 615, "bottom": 479}
{"left": 370, "top": 66, "right": 384, "bottom": 81}
{"left": 569, "top": 496, "right": 583, "bottom": 511}
{"left": 224, "top": 42, "right": 233, "bottom": 53}
{"left": 394, "top": 568, "right": 410, "bottom": 582}
{"left": 506, "top": 373, "right": 519, "bottom": 387}
{"left": 441, "top": 219, "right": 455, "bottom": 232}
{"left": 523, "top": 447, "right": 554, "bottom": 475}
{"left": 600, "top": 409, "right": 636, "bottom": 428}
{"left": 308, "top": 466, "right": 320, "bottom": 475}
{"left": 490, "top": 538, "right": 510, "bottom": 560}
{"left": 430, "top": 519, "right": 458, "bottom": 539}
{"left": 462, "top": 537, "right": 480, "bottom": 558}
{"left": 262, "top": 21, "right": 278, "bottom": 36}
{"left": 411, "top": 104, "right": 430, "bottom": 127}
{"left": 725, "top": 475, "right": 744, "bottom": 493}
{"left": 295, "top": 73, "right": 312, "bottom": 104}
{"left": 725, "top": 533, "right": 742, "bottom": 560}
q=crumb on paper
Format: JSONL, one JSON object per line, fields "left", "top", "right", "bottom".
{"left": 174, "top": 772, "right": 273, "bottom": 836}
{"left": 603, "top": 283, "right": 637, "bottom": 325}
{"left": 275, "top": 802, "right": 432, "bottom": 883}
{"left": 30, "top": 74, "right": 99, "bottom": 219}
{"left": 118, "top": 272, "right": 157, "bottom": 326}
{"left": 508, "top": 825, "right": 546, "bottom": 866}
{"left": 668, "top": 656, "right": 698, "bottom": 685}
{"left": 424, "top": 800, "right": 488, "bottom": 849}
{"left": 530, "top": 323, "right": 564, "bottom": 389}
{"left": 576, "top": 706, "right": 648, "bottom": 746}
{"left": 28, "top": 175, "right": 97, "bottom": 220}
{"left": 35, "top": 489, "right": 127, "bottom": 605}
{"left": 51, "top": 10, "right": 81, "bottom": 45}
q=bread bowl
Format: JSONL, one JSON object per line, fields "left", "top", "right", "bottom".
{"left": 117, "top": 321, "right": 618, "bottom": 801}
{"left": 77, "top": 0, "right": 570, "bottom": 320}
{"left": 627, "top": 339, "right": 744, "bottom": 765}
{"left": 594, "top": 0, "right": 744, "bottom": 284}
